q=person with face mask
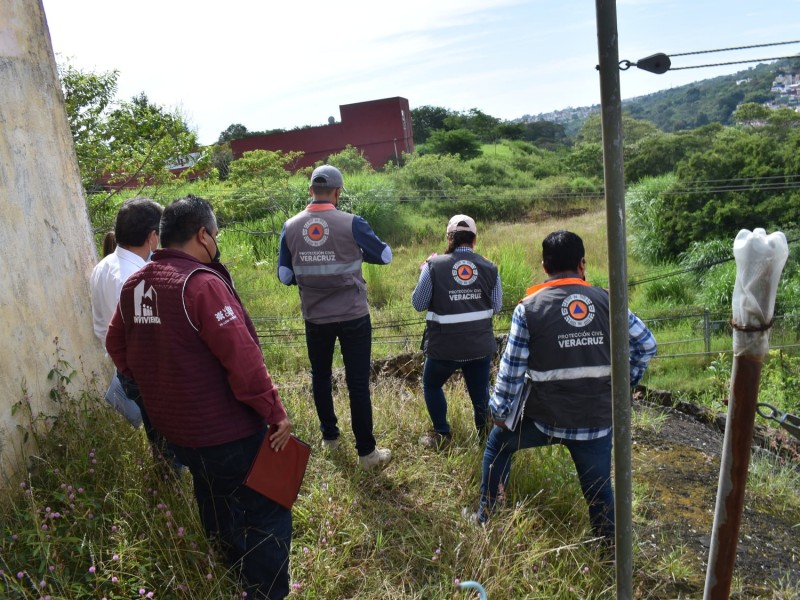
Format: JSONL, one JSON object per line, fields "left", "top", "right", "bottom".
{"left": 90, "top": 197, "right": 181, "bottom": 474}
{"left": 106, "top": 195, "right": 294, "bottom": 600}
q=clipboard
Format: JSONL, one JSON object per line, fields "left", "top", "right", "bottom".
{"left": 244, "top": 427, "right": 311, "bottom": 509}
{"left": 504, "top": 372, "right": 534, "bottom": 431}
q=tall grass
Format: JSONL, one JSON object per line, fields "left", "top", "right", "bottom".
{"left": 6, "top": 199, "right": 796, "bottom": 597}
{"left": 7, "top": 354, "right": 795, "bottom": 598}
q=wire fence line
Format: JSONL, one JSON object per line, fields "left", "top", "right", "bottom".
{"left": 251, "top": 307, "right": 800, "bottom": 360}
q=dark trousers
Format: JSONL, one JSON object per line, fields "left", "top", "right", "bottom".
{"left": 305, "top": 314, "right": 376, "bottom": 457}
{"left": 170, "top": 429, "right": 292, "bottom": 600}
{"left": 422, "top": 355, "right": 492, "bottom": 435}
{"left": 118, "top": 372, "right": 182, "bottom": 474}
{"left": 479, "top": 419, "right": 615, "bottom": 538}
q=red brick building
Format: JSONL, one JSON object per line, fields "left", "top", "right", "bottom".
{"left": 230, "top": 96, "right": 414, "bottom": 171}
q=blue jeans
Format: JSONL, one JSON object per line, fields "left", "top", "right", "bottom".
{"left": 479, "top": 419, "right": 615, "bottom": 538}
{"left": 422, "top": 355, "right": 492, "bottom": 435}
{"left": 305, "top": 314, "right": 376, "bottom": 457}
{"left": 170, "top": 429, "right": 292, "bottom": 600}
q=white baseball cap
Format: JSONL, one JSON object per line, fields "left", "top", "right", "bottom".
{"left": 446, "top": 214, "right": 477, "bottom": 235}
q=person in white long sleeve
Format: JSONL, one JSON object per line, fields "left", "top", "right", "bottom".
{"left": 90, "top": 197, "right": 166, "bottom": 445}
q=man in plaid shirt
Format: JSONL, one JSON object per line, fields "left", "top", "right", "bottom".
{"left": 474, "top": 231, "right": 656, "bottom": 541}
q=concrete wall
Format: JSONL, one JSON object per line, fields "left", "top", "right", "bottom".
{"left": 0, "top": 1, "right": 109, "bottom": 476}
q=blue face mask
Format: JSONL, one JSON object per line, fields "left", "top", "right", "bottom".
{"left": 147, "top": 244, "right": 154, "bottom": 262}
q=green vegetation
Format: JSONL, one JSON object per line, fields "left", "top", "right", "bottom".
{"left": 23, "top": 57, "right": 799, "bottom": 598}
{"left": 4, "top": 207, "right": 799, "bottom": 599}
{"left": 60, "top": 63, "right": 200, "bottom": 232}
{"left": 623, "top": 59, "right": 800, "bottom": 131}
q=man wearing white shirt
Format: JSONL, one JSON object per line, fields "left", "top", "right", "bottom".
{"left": 90, "top": 197, "right": 175, "bottom": 471}
{"left": 90, "top": 197, "right": 162, "bottom": 343}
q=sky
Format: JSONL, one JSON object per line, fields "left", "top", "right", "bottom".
{"left": 41, "top": 0, "right": 800, "bottom": 146}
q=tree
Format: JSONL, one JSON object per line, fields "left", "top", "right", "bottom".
{"left": 391, "top": 152, "right": 474, "bottom": 200}
{"left": 219, "top": 149, "right": 306, "bottom": 223}
{"left": 59, "top": 62, "right": 119, "bottom": 193}
{"left": 228, "top": 149, "right": 304, "bottom": 192}
{"left": 210, "top": 143, "right": 234, "bottom": 180}
{"left": 522, "top": 121, "right": 568, "bottom": 150}
{"left": 101, "top": 93, "right": 199, "bottom": 189}
{"left": 465, "top": 108, "right": 500, "bottom": 142}
{"left": 426, "top": 129, "right": 481, "bottom": 160}
{"left": 58, "top": 64, "right": 201, "bottom": 208}
{"left": 218, "top": 123, "right": 249, "bottom": 143}
{"left": 496, "top": 122, "right": 525, "bottom": 141}
{"left": 576, "top": 112, "right": 660, "bottom": 145}
{"left": 565, "top": 142, "right": 603, "bottom": 179}
{"left": 635, "top": 124, "right": 800, "bottom": 259}
{"left": 733, "top": 102, "right": 771, "bottom": 127}
{"left": 625, "top": 123, "right": 722, "bottom": 183}
{"left": 410, "top": 105, "right": 453, "bottom": 144}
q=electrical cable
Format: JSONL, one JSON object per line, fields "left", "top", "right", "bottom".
{"left": 670, "top": 56, "right": 800, "bottom": 71}
{"left": 667, "top": 40, "right": 800, "bottom": 58}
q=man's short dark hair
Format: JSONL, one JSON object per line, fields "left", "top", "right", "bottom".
{"left": 114, "top": 197, "right": 162, "bottom": 247}
{"left": 310, "top": 184, "right": 339, "bottom": 196}
{"left": 542, "top": 230, "right": 585, "bottom": 274}
{"left": 160, "top": 195, "right": 216, "bottom": 248}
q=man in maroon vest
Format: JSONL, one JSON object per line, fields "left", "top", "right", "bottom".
{"left": 106, "top": 195, "right": 293, "bottom": 599}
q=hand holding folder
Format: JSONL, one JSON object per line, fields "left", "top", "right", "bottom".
{"left": 244, "top": 427, "right": 311, "bottom": 509}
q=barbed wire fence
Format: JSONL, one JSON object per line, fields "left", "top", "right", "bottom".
{"left": 188, "top": 180, "right": 800, "bottom": 364}
{"left": 247, "top": 301, "right": 800, "bottom": 362}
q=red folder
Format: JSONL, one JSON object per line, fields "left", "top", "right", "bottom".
{"left": 244, "top": 428, "right": 311, "bottom": 509}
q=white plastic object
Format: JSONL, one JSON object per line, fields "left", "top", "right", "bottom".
{"left": 731, "top": 228, "right": 788, "bottom": 356}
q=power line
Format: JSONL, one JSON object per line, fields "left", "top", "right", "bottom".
{"left": 668, "top": 40, "right": 800, "bottom": 58}
{"left": 671, "top": 56, "right": 800, "bottom": 71}
{"left": 624, "top": 40, "right": 800, "bottom": 73}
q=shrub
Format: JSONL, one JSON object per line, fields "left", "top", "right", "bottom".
{"left": 626, "top": 174, "right": 680, "bottom": 264}
{"left": 323, "top": 145, "right": 375, "bottom": 174}
{"left": 391, "top": 153, "right": 474, "bottom": 201}
{"left": 642, "top": 275, "right": 695, "bottom": 306}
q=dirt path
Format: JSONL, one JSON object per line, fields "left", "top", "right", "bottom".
{"left": 632, "top": 396, "right": 800, "bottom": 598}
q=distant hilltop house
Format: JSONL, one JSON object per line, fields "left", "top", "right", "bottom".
{"left": 230, "top": 96, "right": 415, "bottom": 171}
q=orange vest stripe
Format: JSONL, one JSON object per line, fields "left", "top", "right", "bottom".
{"left": 521, "top": 277, "right": 589, "bottom": 302}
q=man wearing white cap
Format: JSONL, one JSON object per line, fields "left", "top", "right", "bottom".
{"left": 412, "top": 214, "right": 502, "bottom": 449}
{"left": 278, "top": 165, "right": 392, "bottom": 469}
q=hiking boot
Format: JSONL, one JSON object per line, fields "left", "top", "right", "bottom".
{"left": 357, "top": 447, "right": 392, "bottom": 470}
{"left": 322, "top": 437, "right": 341, "bottom": 451}
{"left": 419, "top": 431, "right": 452, "bottom": 450}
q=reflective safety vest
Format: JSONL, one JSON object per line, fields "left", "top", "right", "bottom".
{"left": 283, "top": 207, "right": 368, "bottom": 324}
{"left": 422, "top": 251, "right": 498, "bottom": 360}
{"left": 520, "top": 278, "right": 612, "bottom": 428}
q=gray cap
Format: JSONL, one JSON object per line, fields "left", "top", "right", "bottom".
{"left": 310, "top": 165, "right": 344, "bottom": 188}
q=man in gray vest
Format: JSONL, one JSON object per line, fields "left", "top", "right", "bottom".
{"left": 278, "top": 165, "right": 392, "bottom": 469}
{"left": 412, "top": 214, "right": 502, "bottom": 449}
{"left": 473, "top": 230, "right": 656, "bottom": 541}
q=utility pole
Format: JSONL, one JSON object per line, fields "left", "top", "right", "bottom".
{"left": 594, "top": 2, "right": 633, "bottom": 598}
